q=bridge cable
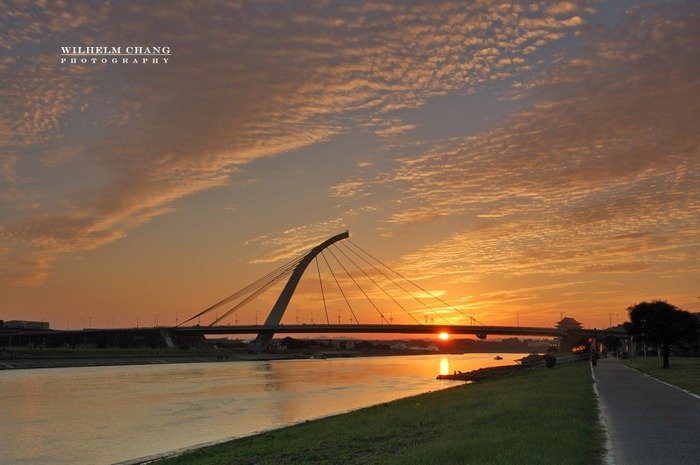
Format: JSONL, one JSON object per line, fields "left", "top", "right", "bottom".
{"left": 209, "top": 267, "right": 295, "bottom": 326}
{"left": 207, "top": 262, "right": 298, "bottom": 326}
{"left": 325, "top": 247, "right": 390, "bottom": 324}
{"left": 331, "top": 244, "right": 420, "bottom": 325}
{"left": 320, "top": 250, "right": 359, "bottom": 324}
{"left": 347, "top": 239, "right": 482, "bottom": 325}
{"left": 340, "top": 241, "right": 451, "bottom": 324}
{"left": 178, "top": 254, "right": 304, "bottom": 327}
{"left": 190, "top": 258, "right": 300, "bottom": 326}
{"left": 315, "top": 257, "right": 330, "bottom": 325}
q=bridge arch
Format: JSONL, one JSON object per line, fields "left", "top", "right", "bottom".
{"left": 253, "top": 231, "right": 349, "bottom": 348}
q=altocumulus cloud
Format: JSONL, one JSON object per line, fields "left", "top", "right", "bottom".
{"left": 0, "top": 0, "right": 592, "bottom": 285}
{"left": 370, "top": 4, "right": 698, "bottom": 314}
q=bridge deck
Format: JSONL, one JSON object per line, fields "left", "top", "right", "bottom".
{"left": 3, "top": 324, "right": 626, "bottom": 339}
{"left": 171, "top": 324, "right": 623, "bottom": 338}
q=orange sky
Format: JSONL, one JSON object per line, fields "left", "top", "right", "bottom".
{"left": 1, "top": 1, "right": 698, "bottom": 331}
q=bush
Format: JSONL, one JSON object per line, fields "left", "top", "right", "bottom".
{"left": 543, "top": 354, "right": 557, "bottom": 368}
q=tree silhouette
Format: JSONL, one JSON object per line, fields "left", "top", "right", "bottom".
{"left": 625, "top": 300, "right": 698, "bottom": 368}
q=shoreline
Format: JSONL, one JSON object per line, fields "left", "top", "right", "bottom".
{"left": 0, "top": 351, "right": 377, "bottom": 370}
{"left": 0, "top": 348, "right": 464, "bottom": 370}
{"left": 436, "top": 363, "right": 527, "bottom": 381}
{"left": 127, "top": 362, "right": 532, "bottom": 465}
{"left": 145, "top": 361, "right": 602, "bottom": 465}
{"left": 0, "top": 348, "right": 532, "bottom": 371}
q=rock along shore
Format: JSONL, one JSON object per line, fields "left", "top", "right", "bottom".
{"left": 436, "top": 364, "right": 526, "bottom": 381}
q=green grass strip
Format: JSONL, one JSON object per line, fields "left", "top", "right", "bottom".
{"left": 624, "top": 357, "right": 700, "bottom": 395}
{"left": 153, "top": 362, "right": 604, "bottom": 465}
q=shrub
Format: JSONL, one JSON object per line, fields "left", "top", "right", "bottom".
{"left": 543, "top": 354, "right": 557, "bottom": 368}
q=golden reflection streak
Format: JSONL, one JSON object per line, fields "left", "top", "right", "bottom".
{"left": 439, "top": 357, "right": 450, "bottom": 376}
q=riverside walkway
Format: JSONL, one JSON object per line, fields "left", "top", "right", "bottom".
{"left": 594, "top": 358, "right": 700, "bottom": 465}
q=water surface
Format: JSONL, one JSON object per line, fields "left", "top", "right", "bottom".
{"left": 0, "top": 353, "right": 524, "bottom": 464}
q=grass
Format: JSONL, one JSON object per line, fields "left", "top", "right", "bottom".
{"left": 153, "top": 362, "right": 604, "bottom": 465}
{"left": 623, "top": 356, "right": 700, "bottom": 395}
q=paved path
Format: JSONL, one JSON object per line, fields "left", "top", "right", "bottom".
{"left": 593, "top": 358, "right": 700, "bottom": 465}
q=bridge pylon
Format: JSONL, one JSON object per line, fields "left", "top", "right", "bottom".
{"left": 253, "top": 231, "right": 349, "bottom": 349}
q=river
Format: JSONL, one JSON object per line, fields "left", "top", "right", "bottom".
{"left": 1, "top": 353, "right": 525, "bottom": 465}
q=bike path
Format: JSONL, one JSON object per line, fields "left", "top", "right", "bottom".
{"left": 593, "top": 358, "right": 700, "bottom": 465}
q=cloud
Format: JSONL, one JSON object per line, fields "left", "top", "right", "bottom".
{"left": 359, "top": 4, "right": 699, "bottom": 317}
{"left": 546, "top": 2, "right": 578, "bottom": 16}
{"left": 246, "top": 219, "right": 348, "bottom": 264}
{"left": 0, "top": 0, "right": 597, "bottom": 284}
{"left": 374, "top": 122, "right": 417, "bottom": 138}
{"left": 330, "top": 181, "right": 368, "bottom": 199}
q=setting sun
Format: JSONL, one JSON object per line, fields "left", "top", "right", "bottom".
{"left": 439, "top": 332, "right": 450, "bottom": 341}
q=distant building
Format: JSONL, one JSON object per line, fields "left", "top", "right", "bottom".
{"left": 556, "top": 317, "right": 582, "bottom": 332}
{"left": 408, "top": 345, "right": 439, "bottom": 352}
{"left": 0, "top": 320, "right": 50, "bottom": 330}
{"left": 556, "top": 317, "right": 583, "bottom": 352}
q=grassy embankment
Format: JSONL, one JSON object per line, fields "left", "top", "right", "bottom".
{"left": 624, "top": 357, "right": 700, "bottom": 395}
{"left": 153, "top": 362, "right": 604, "bottom": 465}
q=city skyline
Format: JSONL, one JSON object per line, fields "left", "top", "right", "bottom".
{"left": 1, "top": 1, "right": 698, "bottom": 330}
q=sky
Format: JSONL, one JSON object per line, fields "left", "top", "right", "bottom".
{"left": 1, "top": 0, "right": 698, "bottom": 332}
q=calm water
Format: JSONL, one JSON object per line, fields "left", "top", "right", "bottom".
{"left": 1, "top": 353, "right": 525, "bottom": 465}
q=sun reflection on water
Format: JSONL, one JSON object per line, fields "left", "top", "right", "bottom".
{"left": 439, "top": 357, "right": 450, "bottom": 376}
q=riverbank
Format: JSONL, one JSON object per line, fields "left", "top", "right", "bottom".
{"left": 149, "top": 361, "right": 604, "bottom": 465}
{"left": 0, "top": 348, "right": 393, "bottom": 370}
{"left": 0, "top": 347, "right": 535, "bottom": 370}
{"left": 436, "top": 364, "right": 525, "bottom": 381}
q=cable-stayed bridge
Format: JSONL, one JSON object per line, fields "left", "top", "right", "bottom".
{"left": 3, "top": 231, "right": 625, "bottom": 348}
{"left": 171, "top": 231, "right": 621, "bottom": 348}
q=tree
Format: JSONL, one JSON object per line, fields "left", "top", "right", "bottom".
{"left": 601, "top": 334, "right": 622, "bottom": 355}
{"left": 625, "top": 300, "right": 698, "bottom": 368}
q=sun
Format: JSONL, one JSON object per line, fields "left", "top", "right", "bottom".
{"left": 438, "top": 332, "right": 449, "bottom": 340}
